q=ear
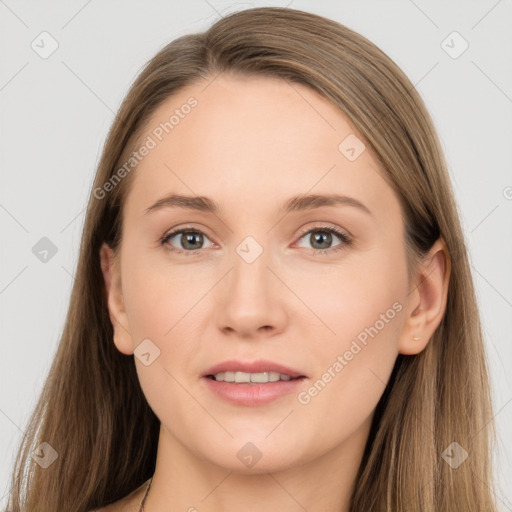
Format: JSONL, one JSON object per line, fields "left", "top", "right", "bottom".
{"left": 99, "top": 242, "right": 134, "bottom": 355}
{"left": 398, "top": 238, "right": 451, "bottom": 355}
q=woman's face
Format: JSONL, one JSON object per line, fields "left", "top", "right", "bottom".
{"left": 102, "top": 73, "right": 415, "bottom": 473}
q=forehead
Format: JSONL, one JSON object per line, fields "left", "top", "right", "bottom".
{"left": 122, "top": 73, "right": 399, "bottom": 222}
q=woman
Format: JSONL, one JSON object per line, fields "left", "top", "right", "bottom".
{"left": 6, "top": 6, "right": 498, "bottom": 511}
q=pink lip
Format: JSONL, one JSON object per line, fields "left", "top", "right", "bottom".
{"left": 201, "top": 359, "right": 307, "bottom": 407}
{"left": 202, "top": 359, "right": 306, "bottom": 379}
{"left": 203, "top": 376, "right": 306, "bottom": 406}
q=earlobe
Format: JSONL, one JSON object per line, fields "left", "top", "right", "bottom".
{"left": 398, "top": 238, "right": 451, "bottom": 355}
{"left": 99, "top": 242, "right": 134, "bottom": 355}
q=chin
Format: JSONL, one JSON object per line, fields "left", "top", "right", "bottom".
{"left": 201, "top": 437, "right": 308, "bottom": 475}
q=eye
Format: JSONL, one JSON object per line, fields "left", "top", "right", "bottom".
{"left": 160, "top": 228, "right": 214, "bottom": 255}
{"left": 294, "top": 225, "right": 352, "bottom": 254}
{"left": 160, "top": 224, "right": 352, "bottom": 256}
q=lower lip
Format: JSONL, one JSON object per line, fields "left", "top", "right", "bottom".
{"left": 202, "top": 376, "right": 306, "bottom": 406}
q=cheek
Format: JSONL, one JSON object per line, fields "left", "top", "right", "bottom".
{"left": 120, "top": 251, "right": 209, "bottom": 422}
{"left": 120, "top": 248, "right": 218, "bottom": 390}
{"left": 291, "top": 252, "right": 406, "bottom": 434}
{"left": 291, "top": 247, "right": 406, "bottom": 351}
{"left": 121, "top": 246, "right": 212, "bottom": 339}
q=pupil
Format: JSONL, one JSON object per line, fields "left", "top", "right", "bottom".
{"left": 183, "top": 232, "right": 203, "bottom": 250}
{"left": 312, "top": 231, "right": 331, "bottom": 249}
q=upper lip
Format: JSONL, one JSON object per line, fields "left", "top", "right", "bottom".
{"left": 203, "top": 359, "right": 306, "bottom": 378}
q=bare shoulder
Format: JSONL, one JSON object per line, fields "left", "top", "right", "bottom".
{"left": 90, "top": 498, "right": 136, "bottom": 512}
{"left": 91, "top": 501, "right": 127, "bottom": 512}
{"left": 89, "top": 481, "right": 148, "bottom": 512}
{"left": 91, "top": 504, "right": 130, "bottom": 512}
{"left": 89, "top": 499, "right": 132, "bottom": 512}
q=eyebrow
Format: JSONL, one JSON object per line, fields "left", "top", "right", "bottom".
{"left": 144, "top": 193, "right": 372, "bottom": 216}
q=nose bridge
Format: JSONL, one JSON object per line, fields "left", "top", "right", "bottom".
{"left": 214, "top": 232, "right": 285, "bottom": 334}
{"left": 230, "top": 233, "right": 271, "bottom": 297}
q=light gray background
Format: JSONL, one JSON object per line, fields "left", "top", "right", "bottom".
{"left": 1, "top": 0, "right": 511, "bottom": 509}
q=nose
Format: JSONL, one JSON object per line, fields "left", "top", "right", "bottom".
{"left": 215, "top": 243, "right": 288, "bottom": 339}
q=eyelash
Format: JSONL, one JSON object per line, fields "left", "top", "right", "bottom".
{"left": 159, "top": 224, "right": 352, "bottom": 257}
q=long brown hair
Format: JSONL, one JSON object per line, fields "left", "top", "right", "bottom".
{"left": 7, "top": 7, "right": 497, "bottom": 511}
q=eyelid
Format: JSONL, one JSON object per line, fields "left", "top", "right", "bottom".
{"left": 160, "top": 225, "right": 216, "bottom": 254}
{"left": 292, "top": 223, "right": 352, "bottom": 252}
{"left": 295, "top": 222, "right": 351, "bottom": 241}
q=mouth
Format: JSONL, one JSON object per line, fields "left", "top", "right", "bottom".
{"left": 205, "top": 371, "right": 306, "bottom": 384}
{"left": 201, "top": 360, "right": 307, "bottom": 406}
{"left": 202, "top": 359, "right": 307, "bottom": 382}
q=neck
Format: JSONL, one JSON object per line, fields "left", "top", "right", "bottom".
{"left": 143, "top": 418, "right": 371, "bottom": 512}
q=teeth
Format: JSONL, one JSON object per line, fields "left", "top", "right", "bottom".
{"left": 212, "top": 371, "right": 295, "bottom": 383}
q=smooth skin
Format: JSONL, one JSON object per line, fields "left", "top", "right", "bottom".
{"left": 98, "top": 73, "right": 450, "bottom": 512}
